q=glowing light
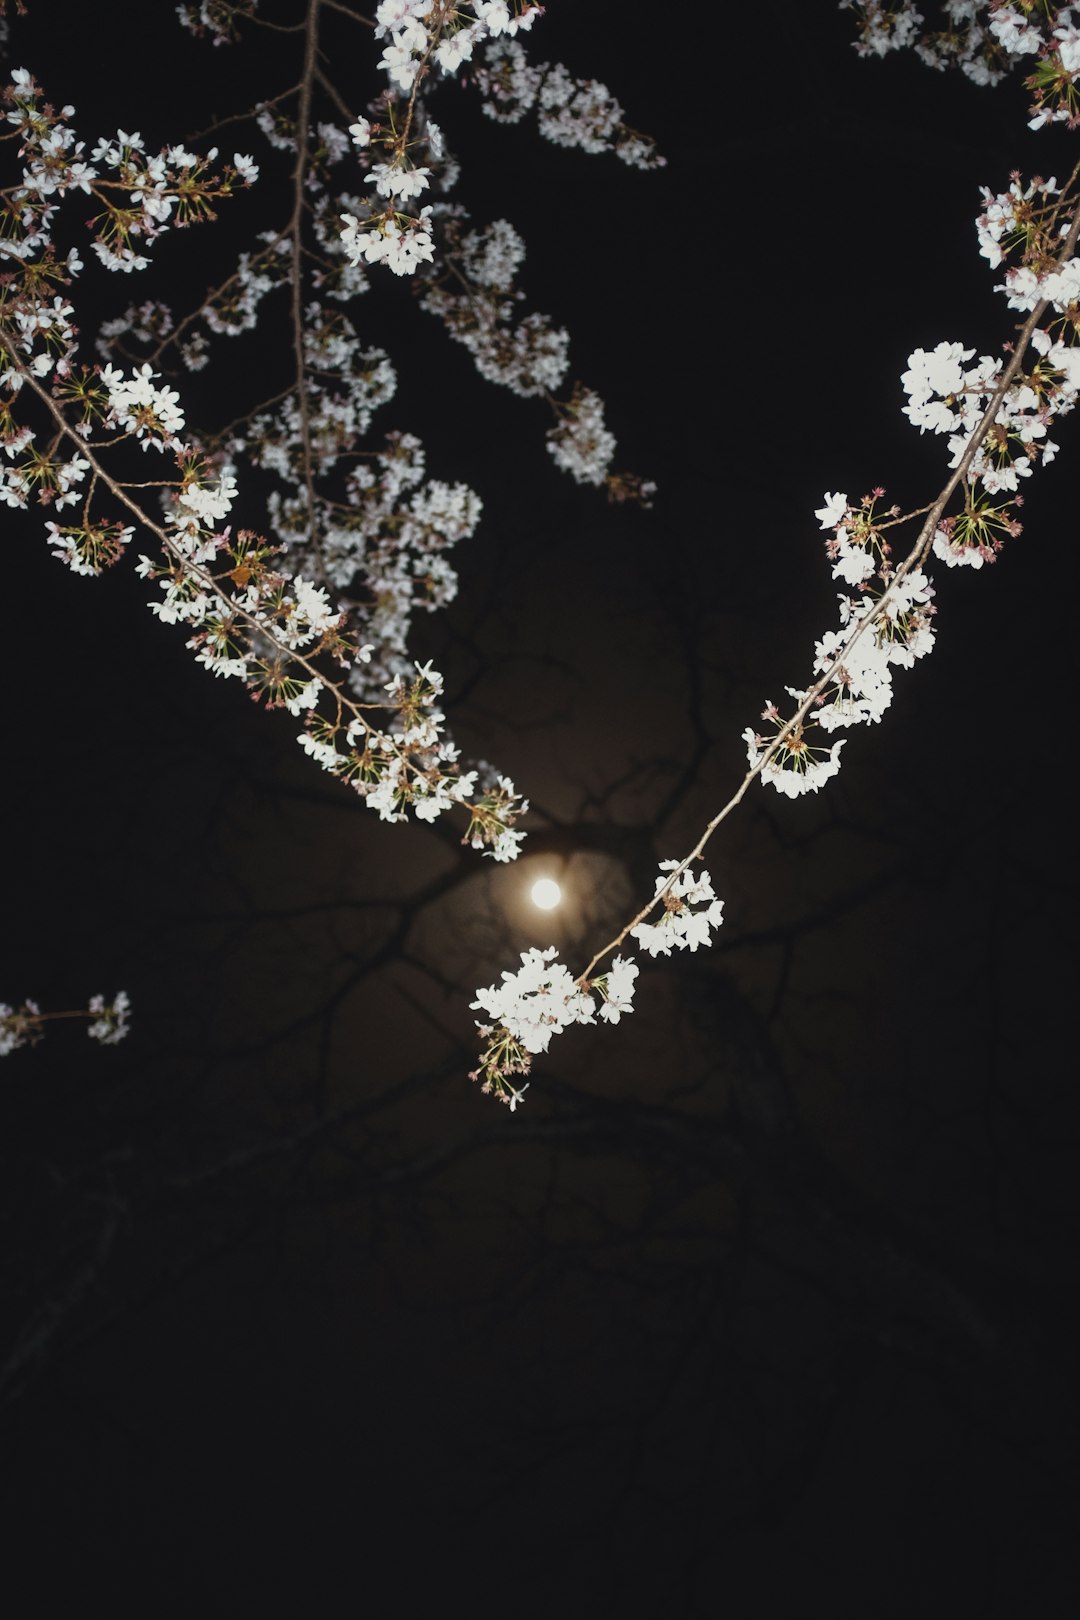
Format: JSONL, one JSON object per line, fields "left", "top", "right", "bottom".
{"left": 531, "top": 877, "right": 562, "bottom": 910}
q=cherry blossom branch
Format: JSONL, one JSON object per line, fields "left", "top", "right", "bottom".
{"left": 469, "top": 14, "right": 1080, "bottom": 1106}
{"left": 7, "top": 353, "right": 524, "bottom": 848}
{"left": 577, "top": 189, "right": 1080, "bottom": 987}
{"left": 1, "top": 991, "right": 131, "bottom": 1055}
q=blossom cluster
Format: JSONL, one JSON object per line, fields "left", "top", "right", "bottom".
{"left": 743, "top": 149, "right": 1080, "bottom": 797}
{"left": 840, "top": 2, "right": 1080, "bottom": 126}
{"left": 470, "top": 942, "right": 641, "bottom": 1107}
{"left": 629, "top": 863, "right": 726, "bottom": 958}
{"left": 546, "top": 386, "right": 619, "bottom": 488}
{"left": 101, "top": 361, "right": 185, "bottom": 449}
{"left": 742, "top": 486, "right": 937, "bottom": 797}
{"left": 0, "top": 71, "right": 249, "bottom": 541}
{"left": 374, "top": 0, "right": 542, "bottom": 91}
{"left": 905, "top": 170, "right": 1080, "bottom": 568}
{"left": 471, "top": 861, "right": 723, "bottom": 1107}
{"left": 10, "top": 15, "right": 650, "bottom": 848}
{"left": 337, "top": 2, "right": 543, "bottom": 277}
{"left": 0, "top": 999, "right": 43, "bottom": 1057}
{"left": 0, "top": 60, "right": 533, "bottom": 860}
{"left": 86, "top": 989, "right": 132, "bottom": 1046}
{"left": 340, "top": 204, "right": 435, "bottom": 279}
{"left": 324, "top": 5, "right": 660, "bottom": 495}
{"left": 98, "top": 5, "right": 656, "bottom": 680}
{"left": 415, "top": 222, "right": 651, "bottom": 498}
{"left": 134, "top": 498, "right": 530, "bottom": 852}
{"left": 3, "top": 66, "right": 255, "bottom": 271}
{"left": 902, "top": 328, "right": 1070, "bottom": 517}
{"left": 419, "top": 220, "right": 571, "bottom": 397}
{"left": 1, "top": 990, "right": 131, "bottom": 1057}
{"left": 473, "top": 37, "right": 666, "bottom": 170}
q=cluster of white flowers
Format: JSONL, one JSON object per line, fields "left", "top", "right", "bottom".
{"left": 744, "top": 99, "right": 1080, "bottom": 794}
{"left": 0, "top": 450, "right": 89, "bottom": 512}
{"left": 343, "top": 1, "right": 662, "bottom": 289}
{"left": 824, "top": 572, "right": 934, "bottom": 700}
{"left": 101, "top": 362, "right": 186, "bottom": 450}
{"left": 471, "top": 37, "right": 665, "bottom": 170}
{"left": 990, "top": 5, "right": 1047, "bottom": 56}
{"left": 594, "top": 955, "right": 639, "bottom": 1025}
{"left": 903, "top": 341, "right": 1052, "bottom": 498}
{"left": 746, "top": 478, "right": 938, "bottom": 792}
{"left": 546, "top": 388, "right": 617, "bottom": 486}
{"left": 289, "top": 657, "right": 528, "bottom": 850}
{"left": 96, "top": 8, "right": 651, "bottom": 834}
{"left": 630, "top": 864, "right": 726, "bottom": 958}
{"left": 1, "top": 991, "right": 131, "bottom": 1055}
{"left": 340, "top": 206, "right": 435, "bottom": 277}
{"left": 976, "top": 173, "right": 1057, "bottom": 269}
{"left": 903, "top": 339, "right": 1060, "bottom": 498}
{"left": 421, "top": 279, "right": 571, "bottom": 399}
{"left": 902, "top": 340, "right": 989, "bottom": 435}
{"left": 336, "top": 3, "right": 542, "bottom": 280}
{"left": 0, "top": 59, "right": 528, "bottom": 861}
{"left": 326, "top": 15, "right": 644, "bottom": 503}
{"left": 5, "top": 70, "right": 254, "bottom": 273}
{"left": 7, "top": 88, "right": 92, "bottom": 200}
{"left": 839, "top": 0, "right": 922, "bottom": 58}
{"left": 840, "top": 2, "right": 1080, "bottom": 122}
{"left": 0, "top": 999, "right": 40, "bottom": 1057}
{"left": 1000, "top": 253, "right": 1080, "bottom": 316}
{"left": 87, "top": 990, "right": 132, "bottom": 1046}
{"left": 897, "top": 184, "right": 1080, "bottom": 563}
{"left": 62, "top": 392, "right": 519, "bottom": 850}
{"left": 0, "top": 61, "right": 256, "bottom": 538}
{"left": 472, "top": 862, "right": 728, "bottom": 1105}
{"left": 374, "top": 0, "right": 541, "bottom": 93}
{"left": 472, "top": 37, "right": 546, "bottom": 124}
{"left": 0, "top": 290, "right": 77, "bottom": 382}
{"left": 365, "top": 159, "right": 432, "bottom": 202}
{"left": 457, "top": 218, "right": 527, "bottom": 289}
{"left": 470, "top": 942, "right": 641, "bottom": 1108}
{"left": 536, "top": 64, "right": 663, "bottom": 170}
{"left": 45, "top": 518, "right": 134, "bottom": 577}
{"left": 230, "top": 419, "right": 476, "bottom": 698}
{"left": 473, "top": 947, "right": 598, "bottom": 1058}
{"left": 743, "top": 710, "right": 847, "bottom": 798}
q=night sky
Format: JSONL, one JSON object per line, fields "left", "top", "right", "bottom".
{"left": 2, "top": 3, "right": 1077, "bottom": 1612}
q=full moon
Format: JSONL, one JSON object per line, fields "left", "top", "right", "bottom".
{"left": 531, "top": 877, "right": 562, "bottom": 910}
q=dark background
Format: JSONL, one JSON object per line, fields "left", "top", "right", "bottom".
{"left": 2, "top": 3, "right": 1077, "bottom": 1612}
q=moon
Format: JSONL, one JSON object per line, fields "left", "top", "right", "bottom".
{"left": 530, "top": 877, "right": 562, "bottom": 910}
